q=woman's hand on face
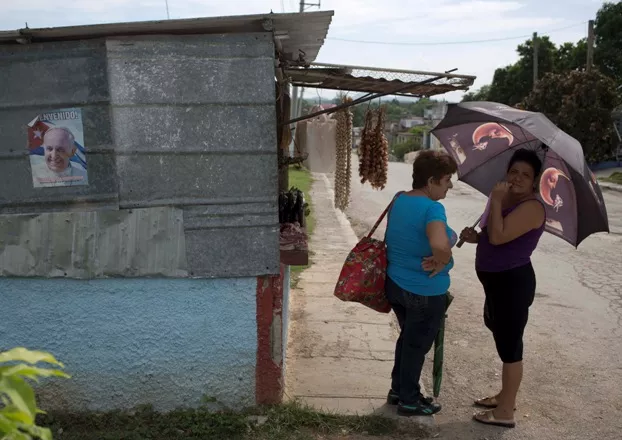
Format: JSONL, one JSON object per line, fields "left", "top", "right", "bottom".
{"left": 491, "top": 181, "right": 510, "bottom": 203}
{"left": 422, "top": 256, "right": 445, "bottom": 278}
{"left": 459, "top": 227, "right": 479, "bottom": 244}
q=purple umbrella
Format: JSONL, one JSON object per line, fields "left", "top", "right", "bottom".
{"left": 432, "top": 101, "right": 609, "bottom": 247}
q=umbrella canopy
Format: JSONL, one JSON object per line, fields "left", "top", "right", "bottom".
{"left": 432, "top": 101, "right": 609, "bottom": 247}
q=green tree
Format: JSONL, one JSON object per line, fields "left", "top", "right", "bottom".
{"left": 462, "top": 84, "right": 491, "bottom": 102}
{"left": 385, "top": 101, "right": 408, "bottom": 122}
{"left": 409, "top": 125, "right": 430, "bottom": 136}
{"left": 487, "top": 36, "right": 558, "bottom": 106}
{"left": 406, "top": 97, "right": 434, "bottom": 117}
{"left": 349, "top": 103, "right": 366, "bottom": 127}
{"left": 556, "top": 40, "right": 587, "bottom": 72}
{"left": 522, "top": 69, "right": 621, "bottom": 162}
{"left": 393, "top": 137, "right": 422, "bottom": 161}
{"left": 595, "top": 1, "right": 622, "bottom": 85}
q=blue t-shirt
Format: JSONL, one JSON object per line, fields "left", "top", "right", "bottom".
{"left": 386, "top": 194, "right": 456, "bottom": 296}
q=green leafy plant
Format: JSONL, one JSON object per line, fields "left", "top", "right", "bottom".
{"left": 0, "top": 348, "right": 69, "bottom": 440}
{"left": 522, "top": 69, "right": 621, "bottom": 162}
{"left": 393, "top": 137, "right": 422, "bottom": 161}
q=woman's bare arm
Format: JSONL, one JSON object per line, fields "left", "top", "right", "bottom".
{"left": 488, "top": 200, "right": 545, "bottom": 245}
{"left": 426, "top": 221, "right": 452, "bottom": 264}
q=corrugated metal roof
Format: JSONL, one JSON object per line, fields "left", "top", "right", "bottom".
{"left": 285, "top": 62, "right": 476, "bottom": 97}
{"left": 0, "top": 11, "right": 334, "bottom": 65}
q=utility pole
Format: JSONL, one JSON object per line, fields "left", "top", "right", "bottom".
{"left": 533, "top": 32, "right": 538, "bottom": 90}
{"left": 290, "top": 0, "right": 321, "bottom": 122}
{"left": 290, "top": 0, "right": 305, "bottom": 122}
{"left": 299, "top": 0, "right": 321, "bottom": 12}
{"left": 587, "top": 20, "right": 595, "bottom": 72}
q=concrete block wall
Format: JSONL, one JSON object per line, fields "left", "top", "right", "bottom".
{"left": 0, "top": 33, "right": 286, "bottom": 410}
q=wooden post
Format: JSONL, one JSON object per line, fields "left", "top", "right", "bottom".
{"left": 587, "top": 20, "right": 595, "bottom": 72}
{"left": 533, "top": 32, "right": 538, "bottom": 90}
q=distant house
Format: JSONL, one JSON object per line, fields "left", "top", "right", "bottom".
{"left": 399, "top": 117, "right": 426, "bottom": 129}
{"left": 308, "top": 103, "right": 337, "bottom": 113}
{"left": 426, "top": 102, "right": 450, "bottom": 151}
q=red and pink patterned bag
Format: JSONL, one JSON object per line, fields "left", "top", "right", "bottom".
{"left": 333, "top": 194, "right": 401, "bottom": 313}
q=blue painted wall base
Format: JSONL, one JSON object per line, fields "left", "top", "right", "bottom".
{"left": 0, "top": 278, "right": 258, "bottom": 412}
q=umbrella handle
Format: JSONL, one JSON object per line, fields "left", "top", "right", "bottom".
{"left": 456, "top": 216, "right": 482, "bottom": 249}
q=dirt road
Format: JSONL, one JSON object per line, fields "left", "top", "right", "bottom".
{"left": 345, "top": 158, "right": 622, "bottom": 440}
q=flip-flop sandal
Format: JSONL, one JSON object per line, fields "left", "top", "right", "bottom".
{"left": 473, "top": 410, "right": 516, "bottom": 429}
{"left": 474, "top": 396, "right": 516, "bottom": 410}
{"left": 474, "top": 396, "right": 499, "bottom": 408}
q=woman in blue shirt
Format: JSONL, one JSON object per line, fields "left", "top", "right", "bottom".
{"left": 385, "top": 150, "right": 458, "bottom": 417}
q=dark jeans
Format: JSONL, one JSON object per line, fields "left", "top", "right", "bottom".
{"left": 385, "top": 277, "right": 446, "bottom": 405}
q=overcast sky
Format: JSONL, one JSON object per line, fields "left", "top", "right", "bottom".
{"left": 0, "top": 0, "right": 607, "bottom": 101}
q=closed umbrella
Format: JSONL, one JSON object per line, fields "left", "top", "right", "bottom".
{"left": 432, "top": 101, "right": 609, "bottom": 246}
{"left": 433, "top": 291, "right": 454, "bottom": 397}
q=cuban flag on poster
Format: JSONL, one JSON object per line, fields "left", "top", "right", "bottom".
{"left": 27, "top": 110, "right": 87, "bottom": 168}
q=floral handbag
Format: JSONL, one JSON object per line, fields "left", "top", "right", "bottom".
{"left": 333, "top": 193, "right": 402, "bottom": 313}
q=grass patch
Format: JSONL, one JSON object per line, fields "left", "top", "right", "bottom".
{"left": 38, "top": 401, "right": 420, "bottom": 440}
{"left": 288, "top": 166, "right": 315, "bottom": 288}
{"left": 599, "top": 171, "right": 622, "bottom": 185}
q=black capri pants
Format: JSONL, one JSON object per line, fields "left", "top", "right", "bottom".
{"left": 476, "top": 263, "right": 536, "bottom": 364}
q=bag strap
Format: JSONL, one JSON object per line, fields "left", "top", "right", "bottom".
{"left": 366, "top": 191, "right": 405, "bottom": 239}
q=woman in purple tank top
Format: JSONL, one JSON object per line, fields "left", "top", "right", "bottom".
{"left": 459, "top": 149, "right": 546, "bottom": 429}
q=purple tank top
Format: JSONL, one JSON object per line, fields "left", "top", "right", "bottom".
{"left": 475, "top": 200, "right": 545, "bottom": 272}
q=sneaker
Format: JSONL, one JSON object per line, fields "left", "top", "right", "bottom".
{"left": 397, "top": 400, "right": 442, "bottom": 417}
{"left": 387, "top": 390, "right": 434, "bottom": 406}
{"left": 387, "top": 390, "right": 399, "bottom": 405}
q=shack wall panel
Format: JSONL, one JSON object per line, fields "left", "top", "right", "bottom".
{"left": 116, "top": 154, "right": 277, "bottom": 207}
{"left": 0, "top": 40, "right": 109, "bottom": 108}
{"left": 107, "top": 35, "right": 275, "bottom": 105}
{"left": 0, "top": 207, "right": 187, "bottom": 278}
{"left": 0, "top": 40, "right": 118, "bottom": 213}
{"left": 112, "top": 105, "right": 277, "bottom": 153}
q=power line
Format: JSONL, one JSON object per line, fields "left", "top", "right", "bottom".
{"left": 327, "top": 21, "right": 587, "bottom": 46}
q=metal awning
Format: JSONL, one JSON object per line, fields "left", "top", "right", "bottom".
{"left": 285, "top": 62, "right": 476, "bottom": 97}
{"left": 0, "top": 11, "right": 334, "bottom": 66}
